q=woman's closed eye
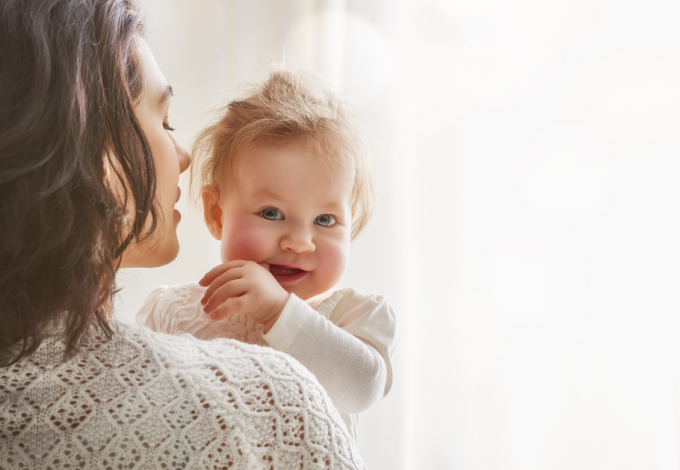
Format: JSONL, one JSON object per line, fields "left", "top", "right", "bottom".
{"left": 315, "top": 214, "right": 336, "bottom": 227}
{"left": 260, "top": 207, "right": 283, "bottom": 220}
{"left": 163, "top": 113, "right": 175, "bottom": 131}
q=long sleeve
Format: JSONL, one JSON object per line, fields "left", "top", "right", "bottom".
{"left": 262, "top": 288, "right": 396, "bottom": 415}
{"left": 135, "top": 282, "right": 270, "bottom": 347}
{"left": 135, "top": 285, "right": 168, "bottom": 331}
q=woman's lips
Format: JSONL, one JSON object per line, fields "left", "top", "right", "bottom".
{"left": 174, "top": 188, "right": 182, "bottom": 220}
{"left": 269, "top": 264, "right": 307, "bottom": 283}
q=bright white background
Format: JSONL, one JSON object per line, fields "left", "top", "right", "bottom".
{"left": 115, "top": 1, "right": 680, "bottom": 468}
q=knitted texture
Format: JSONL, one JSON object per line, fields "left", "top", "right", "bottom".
{"left": 0, "top": 322, "right": 364, "bottom": 469}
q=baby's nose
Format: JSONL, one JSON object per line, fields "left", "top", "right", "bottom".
{"left": 281, "top": 230, "right": 315, "bottom": 254}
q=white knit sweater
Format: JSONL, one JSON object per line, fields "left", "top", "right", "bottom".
{"left": 0, "top": 321, "right": 364, "bottom": 469}
{"left": 136, "top": 283, "right": 397, "bottom": 441}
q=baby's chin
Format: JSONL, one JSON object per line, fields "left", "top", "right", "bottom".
{"left": 281, "top": 285, "right": 322, "bottom": 301}
{"left": 278, "top": 281, "right": 332, "bottom": 302}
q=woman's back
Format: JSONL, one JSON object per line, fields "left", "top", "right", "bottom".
{"left": 0, "top": 322, "right": 362, "bottom": 469}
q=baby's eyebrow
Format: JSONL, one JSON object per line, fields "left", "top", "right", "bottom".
{"left": 251, "top": 188, "right": 348, "bottom": 211}
{"left": 309, "top": 200, "right": 348, "bottom": 215}
{"left": 252, "top": 188, "right": 284, "bottom": 200}
{"left": 323, "top": 202, "right": 344, "bottom": 212}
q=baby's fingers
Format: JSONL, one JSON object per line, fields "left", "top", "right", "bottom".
{"left": 203, "top": 278, "right": 248, "bottom": 317}
{"left": 206, "top": 296, "right": 244, "bottom": 321}
{"left": 201, "top": 266, "right": 247, "bottom": 305}
{"left": 199, "top": 260, "right": 247, "bottom": 287}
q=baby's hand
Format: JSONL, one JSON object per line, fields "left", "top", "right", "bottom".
{"left": 199, "top": 260, "right": 289, "bottom": 332}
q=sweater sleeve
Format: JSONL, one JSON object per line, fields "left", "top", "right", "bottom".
{"left": 262, "top": 288, "right": 396, "bottom": 414}
{"left": 134, "top": 285, "right": 169, "bottom": 331}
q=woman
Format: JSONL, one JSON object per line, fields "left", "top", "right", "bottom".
{"left": 0, "top": 1, "right": 364, "bottom": 468}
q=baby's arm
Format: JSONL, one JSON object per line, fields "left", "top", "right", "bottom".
{"left": 263, "top": 290, "right": 397, "bottom": 415}
{"left": 135, "top": 285, "right": 169, "bottom": 331}
{"left": 199, "top": 263, "right": 396, "bottom": 414}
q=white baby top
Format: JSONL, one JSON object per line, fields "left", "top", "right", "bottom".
{"left": 0, "top": 321, "right": 364, "bottom": 469}
{"left": 136, "top": 283, "right": 397, "bottom": 441}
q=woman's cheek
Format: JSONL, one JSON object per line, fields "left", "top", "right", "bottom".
{"left": 220, "top": 221, "right": 269, "bottom": 263}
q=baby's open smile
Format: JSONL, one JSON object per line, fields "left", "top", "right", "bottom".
{"left": 269, "top": 264, "right": 308, "bottom": 283}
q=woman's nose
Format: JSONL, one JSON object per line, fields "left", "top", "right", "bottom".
{"left": 172, "top": 134, "right": 190, "bottom": 173}
{"left": 281, "top": 229, "right": 315, "bottom": 254}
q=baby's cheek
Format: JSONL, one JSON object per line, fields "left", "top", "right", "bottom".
{"left": 221, "top": 223, "right": 269, "bottom": 263}
{"left": 315, "top": 239, "right": 350, "bottom": 288}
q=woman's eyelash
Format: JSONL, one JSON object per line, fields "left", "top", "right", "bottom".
{"left": 164, "top": 124, "right": 176, "bottom": 132}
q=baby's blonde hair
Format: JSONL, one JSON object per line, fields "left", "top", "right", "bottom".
{"left": 190, "top": 69, "right": 374, "bottom": 240}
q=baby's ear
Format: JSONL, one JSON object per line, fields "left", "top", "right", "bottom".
{"left": 201, "top": 185, "right": 223, "bottom": 240}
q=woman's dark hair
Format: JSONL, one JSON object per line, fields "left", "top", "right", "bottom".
{"left": 0, "top": 0, "right": 157, "bottom": 366}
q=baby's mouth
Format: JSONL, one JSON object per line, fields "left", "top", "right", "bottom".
{"left": 269, "top": 264, "right": 307, "bottom": 283}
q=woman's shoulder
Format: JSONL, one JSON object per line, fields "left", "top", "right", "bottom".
{"left": 1, "top": 322, "right": 363, "bottom": 469}
{"left": 116, "top": 320, "right": 317, "bottom": 381}
{"left": 120, "top": 323, "right": 363, "bottom": 464}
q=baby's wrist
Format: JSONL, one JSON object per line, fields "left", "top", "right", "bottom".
{"left": 261, "top": 292, "right": 288, "bottom": 333}
{"left": 262, "top": 311, "right": 280, "bottom": 334}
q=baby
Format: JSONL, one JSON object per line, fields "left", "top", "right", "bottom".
{"left": 136, "top": 69, "right": 396, "bottom": 441}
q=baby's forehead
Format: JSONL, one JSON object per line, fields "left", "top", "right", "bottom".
{"left": 233, "top": 140, "right": 353, "bottom": 177}
{"left": 216, "top": 147, "right": 354, "bottom": 203}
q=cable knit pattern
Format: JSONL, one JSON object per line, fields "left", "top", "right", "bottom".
{"left": 0, "top": 322, "right": 364, "bottom": 470}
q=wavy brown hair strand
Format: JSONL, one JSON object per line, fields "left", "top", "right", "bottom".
{"left": 0, "top": 0, "right": 157, "bottom": 366}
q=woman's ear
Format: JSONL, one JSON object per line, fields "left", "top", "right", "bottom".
{"left": 201, "top": 185, "right": 223, "bottom": 240}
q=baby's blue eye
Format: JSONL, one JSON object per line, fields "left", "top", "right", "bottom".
{"left": 315, "top": 214, "right": 336, "bottom": 227}
{"left": 261, "top": 208, "right": 283, "bottom": 220}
